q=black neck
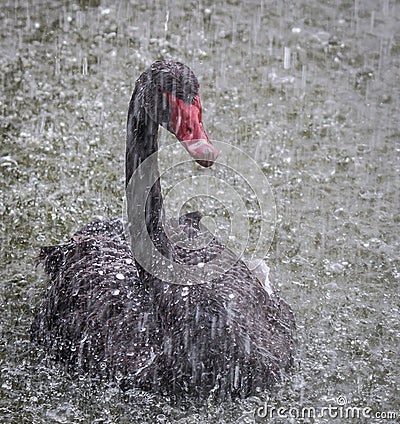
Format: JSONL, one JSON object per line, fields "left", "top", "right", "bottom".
{"left": 125, "top": 93, "right": 170, "bottom": 280}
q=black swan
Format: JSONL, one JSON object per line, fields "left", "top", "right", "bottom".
{"left": 31, "top": 60, "right": 295, "bottom": 402}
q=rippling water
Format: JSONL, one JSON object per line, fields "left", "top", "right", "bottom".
{"left": 1, "top": 0, "right": 399, "bottom": 422}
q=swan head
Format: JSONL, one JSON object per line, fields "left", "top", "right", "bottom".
{"left": 140, "top": 60, "right": 219, "bottom": 167}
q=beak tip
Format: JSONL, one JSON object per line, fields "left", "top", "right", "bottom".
{"left": 182, "top": 139, "right": 219, "bottom": 167}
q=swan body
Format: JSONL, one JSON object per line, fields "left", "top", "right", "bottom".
{"left": 32, "top": 60, "right": 295, "bottom": 402}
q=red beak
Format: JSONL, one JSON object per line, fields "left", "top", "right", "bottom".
{"left": 167, "top": 93, "right": 219, "bottom": 167}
